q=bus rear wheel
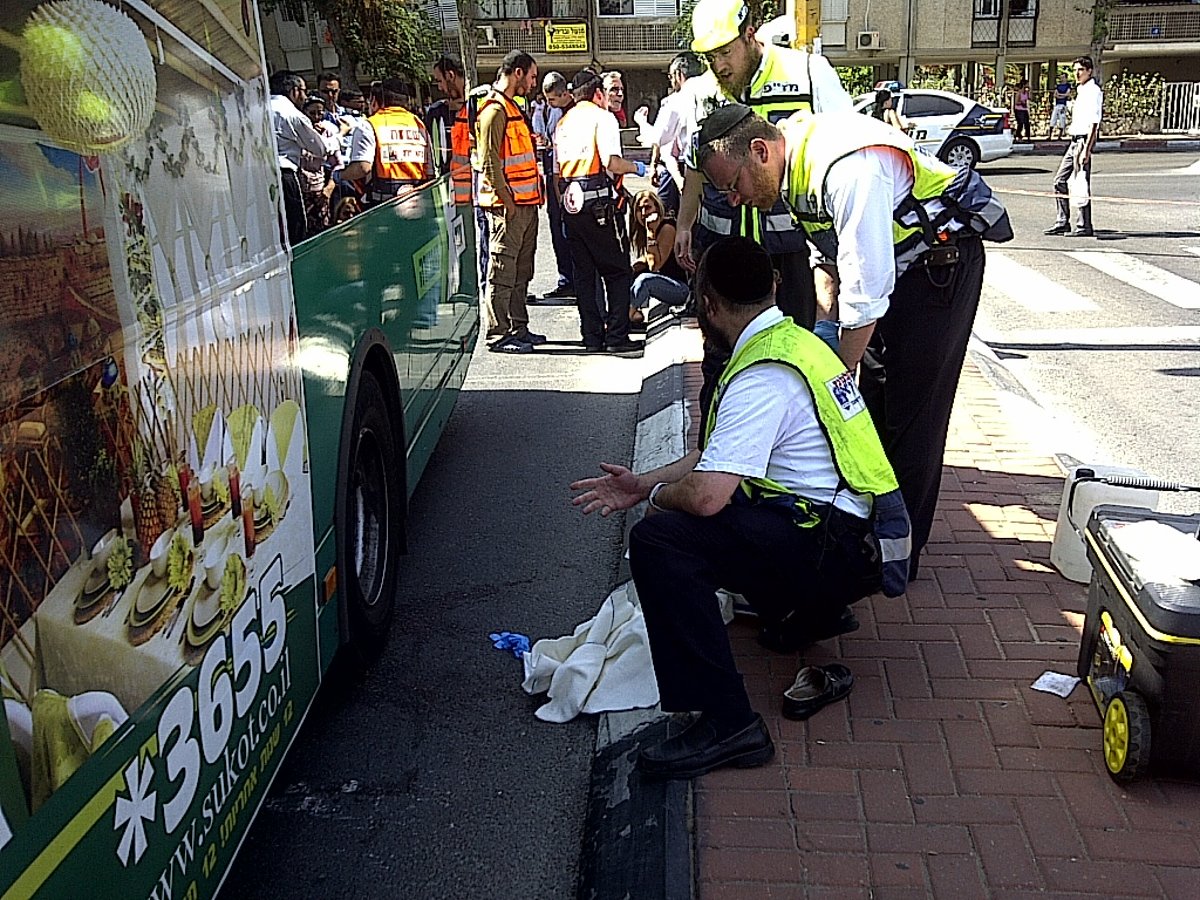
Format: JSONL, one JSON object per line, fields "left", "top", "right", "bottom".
{"left": 343, "top": 369, "right": 401, "bottom": 660}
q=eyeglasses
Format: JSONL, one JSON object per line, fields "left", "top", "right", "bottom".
{"left": 715, "top": 160, "right": 746, "bottom": 199}
{"left": 320, "top": 86, "right": 340, "bottom": 96}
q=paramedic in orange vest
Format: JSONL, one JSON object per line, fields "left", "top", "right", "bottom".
{"left": 344, "top": 78, "right": 433, "bottom": 205}
{"left": 554, "top": 71, "right": 648, "bottom": 357}
{"left": 478, "top": 51, "right": 545, "bottom": 354}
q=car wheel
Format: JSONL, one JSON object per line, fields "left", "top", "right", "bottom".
{"left": 939, "top": 137, "right": 980, "bottom": 170}
{"left": 342, "top": 369, "right": 401, "bottom": 660}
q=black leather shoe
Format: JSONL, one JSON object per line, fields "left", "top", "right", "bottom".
{"left": 1043, "top": 223, "right": 1069, "bottom": 235}
{"left": 1069, "top": 227, "right": 1094, "bottom": 237}
{"left": 757, "top": 608, "right": 859, "bottom": 654}
{"left": 782, "top": 664, "right": 855, "bottom": 721}
{"left": 638, "top": 714, "right": 774, "bottom": 779}
{"left": 543, "top": 284, "right": 575, "bottom": 300}
{"left": 605, "top": 339, "right": 644, "bottom": 358}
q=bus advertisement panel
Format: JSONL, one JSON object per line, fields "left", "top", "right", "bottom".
{"left": 0, "top": 0, "right": 322, "bottom": 895}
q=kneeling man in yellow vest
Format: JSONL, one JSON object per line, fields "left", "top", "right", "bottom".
{"left": 694, "top": 104, "right": 1013, "bottom": 580}
{"left": 570, "top": 237, "right": 909, "bottom": 779}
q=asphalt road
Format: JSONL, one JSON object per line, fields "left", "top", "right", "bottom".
{"left": 972, "top": 150, "right": 1200, "bottom": 507}
{"left": 223, "top": 211, "right": 654, "bottom": 898}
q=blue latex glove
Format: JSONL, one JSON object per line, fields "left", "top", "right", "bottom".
{"left": 489, "top": 631, "right": 531, "bottom": 659}
{"left": 634, "top": 160, "right": 647, "bottom": 177}
{"left": 813, "top": 319, "right": 840, "bottom": 354}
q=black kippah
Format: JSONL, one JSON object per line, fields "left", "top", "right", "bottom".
{"left": 703, "top": 236, "right": 774, "bottom": 304}
{"left": 697, "top": 103, "right": 754, "bottom": 149}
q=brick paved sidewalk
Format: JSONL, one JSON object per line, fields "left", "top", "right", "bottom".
{"left": 679, "top": 330, "right": 1200, "bottom": 899}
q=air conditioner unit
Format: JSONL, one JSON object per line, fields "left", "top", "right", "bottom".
{"left": 857, "top": 30, "right": 881, "bottom": 50}
{"left": 477, "top": 25, "right": 497, "bottom": 47}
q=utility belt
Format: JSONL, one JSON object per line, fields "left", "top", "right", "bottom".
{"left": 367, "top": 178, "right": 419, "bottom": 203}
{"left": 562, "top": 173, "right": 615, "bottom": 217}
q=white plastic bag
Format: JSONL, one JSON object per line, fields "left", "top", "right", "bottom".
{"left": 1068, "top": 169, "right": 1090, "bottom": 207}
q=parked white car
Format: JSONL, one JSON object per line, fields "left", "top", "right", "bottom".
{"left": 854, "top": 88, "right": 1014, "bottom": 169}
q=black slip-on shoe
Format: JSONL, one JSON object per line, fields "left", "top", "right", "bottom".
{"left": 487, "top": 335, "right": 533, "bottom": 354}
{"left": 782, "top": 663, "right": 855, "bottom": 721}
{"left": 638, "top": 714, "right": 774, "bottom": 780}
{"left": 1043, "top": 223, "right": 1069, "bottom": 235}
{"left": 543, "top": 284, "right": 576, "bottom": 300}
{"left": 515, "top": 330, "right": 547, "bottom": 345}
{"left": 1069, "top": 228, "right": 1094, "bottom": 237}
{"left": 605, "top": 339, "right": 644, "bottom": 358}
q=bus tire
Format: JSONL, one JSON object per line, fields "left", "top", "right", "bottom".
{"left": 342, "top": 368, "right": 401, "bottom": 661}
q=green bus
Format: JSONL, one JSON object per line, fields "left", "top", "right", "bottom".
{"left": 0, "top": 1, "right": 477, "bottom": 896}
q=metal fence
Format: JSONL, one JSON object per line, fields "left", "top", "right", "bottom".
{"left": 1161, "top": 82, "right": 1200, "bottom": 133}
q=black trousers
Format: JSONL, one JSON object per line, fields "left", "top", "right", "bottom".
{"left": 697, "top": 250, "right": 816, "bottom": 430}
{"left": 280, "top": 168, "right": 307, "bottom": 246}
{"left": 565, "top": 203, "right": 632, "bottom": 348}
{"left": 630, "top": 499, "right": 877, "bottom": 717}
{"left": 858, "top": 237, "right": 986, "bottom": 563}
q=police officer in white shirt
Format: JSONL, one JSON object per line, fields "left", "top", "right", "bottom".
{"left": 270, "top": 70, "right": 337, "bottom": 245}
{"left": 1046, "top": 56, "right": 1103, "bottom": 237}
{"left": 633, "top": 52, "right": 705, "bottom": 215}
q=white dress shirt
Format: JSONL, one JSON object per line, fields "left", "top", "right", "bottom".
{"left": 1069, "top": 78, "right": 1103, "bottom": 136}
{"left": 696, "top": 307, "right": 872, "bottom": 518}
{"left": 818, "top": 147, "right": 913, "bottom": 329}
{"left": 270, "top": 93, "right": 330, "bottom": 171}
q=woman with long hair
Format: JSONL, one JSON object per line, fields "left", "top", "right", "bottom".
{"left": 628, "top": 190, "right": 689, "bottom": 326}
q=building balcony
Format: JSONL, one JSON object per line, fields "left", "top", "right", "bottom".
{"left": 475, "top": 0, "right": 589, "bottom": 19}
{"left": 1108, "top": 4, "right": 1200, "bottom": 43}
{"left": 595, "top": 18, "right": 682, "bottom": 53}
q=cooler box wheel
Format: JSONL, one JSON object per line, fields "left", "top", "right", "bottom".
{"left": 1103, "top": 690, "right": 1152, "bottom": 782}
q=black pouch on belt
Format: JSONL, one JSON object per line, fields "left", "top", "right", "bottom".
{"left": 923, "top": 243, "right": 960, "bottom": 268}
{"left": 590, "top": 200, "right": 612, "bottom": 227}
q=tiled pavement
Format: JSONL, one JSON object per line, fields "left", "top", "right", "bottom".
{"left": 676, "top": 327, "right": 1200, "bottom": 899}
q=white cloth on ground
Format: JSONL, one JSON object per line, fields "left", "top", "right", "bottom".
{"left": 521, "top": 581, "right": 659, "bottom": 723}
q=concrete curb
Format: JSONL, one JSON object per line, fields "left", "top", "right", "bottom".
{"left": 576, "top": 315, "right": 696, "bottom": 900}
{"left": 1011, "top": 138, "right": 1200, "bottom": 155}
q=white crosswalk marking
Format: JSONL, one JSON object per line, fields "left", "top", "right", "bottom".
{"left": 984, "top": 252, "right": 1098, "bottom": 312}
{"left": 1186, "top": 246, "right": 1200, "bottom": 258}
{"left": 1067, "top": 250, "right": 1200, "bottom": 310}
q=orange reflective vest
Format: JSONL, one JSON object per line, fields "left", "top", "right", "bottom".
{"left": 476, "top": 90, "right": 543, "bottom": 208}
{"left": 368, "top": 106, "right": 429, "bottom": 196}
{"left": 450, "top": 102, "right": 473, "bottom": 205}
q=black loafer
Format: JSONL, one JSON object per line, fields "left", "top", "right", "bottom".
{"left": 782, "top": 664, "right": 854, "bottom": 721}
{"left": 1043, "top": 223, "right": 1069, "bottom": 235}
{"left": 757, "top": 608, "right": 859, "bottom": 654}
{"left": 1069, "top": 228, "right": 1094, "bottom": 237}
{"left": 638, "top": 713, "right": 774, "bottom": 780}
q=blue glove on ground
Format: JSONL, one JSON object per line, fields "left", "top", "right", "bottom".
{"left": 489, "top": 631, "right": 531, "bottom": 658}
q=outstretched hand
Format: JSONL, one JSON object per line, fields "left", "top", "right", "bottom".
{"left": 570, "top": 463, "right": 644, "bottom": 517}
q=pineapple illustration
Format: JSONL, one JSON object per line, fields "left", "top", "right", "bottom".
{"left": 134, "top": 474, "right": 164, "bottom": 557}
{"left": 130, "top": 443, "right": 164, "bottom": 556}
{"left": 156, "top": 470, "right": 178, "bottom": 528}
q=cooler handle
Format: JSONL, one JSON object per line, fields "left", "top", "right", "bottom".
{"left": 1066, "top": 468, "right": 1200, "bottom": 535}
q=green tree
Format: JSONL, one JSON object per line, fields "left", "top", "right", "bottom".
{"left": 834, "top": 65, "right": 874, "bottom": 97}
{"left": 265, "top": 0, "right": 439, "bottom": 87}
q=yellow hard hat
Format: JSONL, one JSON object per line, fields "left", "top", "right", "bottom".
{"left": 691, "top": 0, "right": 750, "bottom": 53}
